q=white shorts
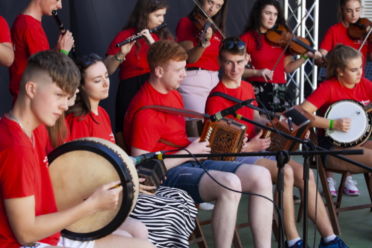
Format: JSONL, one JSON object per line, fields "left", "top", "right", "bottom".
{"left": 21, "top": 237, "right": 95, "bottom": 248}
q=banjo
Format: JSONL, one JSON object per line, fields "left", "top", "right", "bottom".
{"left": 324, "top": 100, "right": 372, "bottom": 147}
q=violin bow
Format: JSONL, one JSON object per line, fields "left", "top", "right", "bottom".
{"left": 358, "top": 24, "right": 372, "bottom": 52}
{"left": 271, "top": 2, "right": 316, "bottom": 73}
{"left": 192, "top": 0, "right": 225, "bottom": 39}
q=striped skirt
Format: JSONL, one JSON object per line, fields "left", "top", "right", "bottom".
{"left": 130, "top": 186, "right": 198, "bottom": 248}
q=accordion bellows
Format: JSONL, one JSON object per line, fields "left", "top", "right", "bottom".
{"left": 261, "top": 106, "right": 314, "bottom": 151}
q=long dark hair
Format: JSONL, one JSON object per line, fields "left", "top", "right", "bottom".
{"left": 188, "top": 0, "right": 229, "bottom": 33}
{"left": 124, "top": 0, "right": 172, "bottom": 40}
{"left": 243, "top": 0, "right": 287, "bottom": 50}
{"left": 67, "top": 53, "right": 103, "bottom": 117}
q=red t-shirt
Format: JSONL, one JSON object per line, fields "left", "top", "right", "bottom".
{"left": 123, "top": 82, "right": 190, "bottom": 153}
{"left": 106, "top": 28, "right": 160, "bottom": 80}
{"left": 176, "top": 17, "right": 222, "bottom": 71}
{"left": 9, "top": 15, "right": 50, "bottom": 97}
{"left": 0, "top": 117, "right": 60, "bottom": 248}
{"left": 205, "top": 81, "right": 257, "bottom": 137}
{"left": 240, "top": 31, "right": 288, "bottom": 84}
{"left": 0, "top": 16, "right": 11, "bottom": 43}
{"left": 66, "top": 106, "right": 115, "bottom": 143}
{"left": 320, "top": 22, "right": 372, "bottom": 67}
{"left": 306, "top": 77, "right": 372, "bottom": 116}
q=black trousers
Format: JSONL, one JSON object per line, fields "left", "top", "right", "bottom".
{"left": 115, "top": 73, "right": 149, "bottom": 132}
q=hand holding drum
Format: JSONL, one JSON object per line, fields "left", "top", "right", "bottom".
{"left": 48, "top": 137, "right": 139, "bottom": 241}
{"left": 85, "top": 181, "right": 123, "bottom": 212}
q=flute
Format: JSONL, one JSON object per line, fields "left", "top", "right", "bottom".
{"left": 51, "top": 10, "right": 76, "bottom": 56}
{"left": 51, "top": 10, "right": 66, "bottom": 34}
{"left": 116, "top": 23, "right": 167, "bottom": 47}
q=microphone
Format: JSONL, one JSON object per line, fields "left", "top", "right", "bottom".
{"left": 210, "top": 99, "right": 255, "bottom": 122}
{"left": 131, "top": 151, "right": 164, "bottom": 165}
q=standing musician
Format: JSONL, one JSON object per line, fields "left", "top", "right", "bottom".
{"left": 0, "top": 50, "right": 155, "bottom": 248}
{"left": 105, "top": 0, "right": 172, "bottom": 134}
{"left": 317, "top": 0, "right": 371, "bottom": 196}
{"left": 301, "top": 45, "right": 372, "bottom": 195}
{"left": 205, "top": 37, "right": 349, "bottom": 248}
{"left": 176, "top": 0, "right": 227, "bottom": 113}
{"left": 240, "top": 0, "right": 318, "bottom": 113}
{"left": 67, "top": 53, "right": 198, "bottom": 248}
{"left": 9, "top": 0, "right": 74, "bottom": 100}
{"left": 0, "top": 16, "right": 14, "bottom": 67}
{"left": 124, "top": 40, "right": 274, "bottom": 248}
{"left": 318, "top": 0, "right": 372, "bottom": 69}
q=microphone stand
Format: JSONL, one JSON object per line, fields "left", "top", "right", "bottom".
{"left": 159, "top": 149, "right": 363, "bottom": 248}
{"left": 233, "top": 102, "right": 371, "bottom": 247}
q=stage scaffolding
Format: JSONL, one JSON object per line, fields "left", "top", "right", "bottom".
{"left": 284, "top": 0, "right": 319, "bottom": 104}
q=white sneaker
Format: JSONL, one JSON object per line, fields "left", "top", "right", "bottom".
{"left": 343, "top": 176, "right": 360, "bottom": 196}
{"left": 199, "top": 202, "right": 215, "bottom": 211}
{"left": 327, "top": 177, "right": 337, "bottom": 197}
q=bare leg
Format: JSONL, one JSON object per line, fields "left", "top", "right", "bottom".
{"left": 327, "top": 143, "right": 372, "bottom": 172}
{"left": 256, "top": 158, "right": 299, "bottom": 240}
{"left": 288, "top": 160, "right": 334, "bottom": 237}
{"left": 95, "top": 234, "right": 155, "bottom": 248}
{"left": 235, "top": 164, "right": 273, "bottom": 248}
{"left": 115, "top": 216, "right": 148, "bottom": 239}
{"left": 198, "top": 171, "right": 242, "bottom": 248}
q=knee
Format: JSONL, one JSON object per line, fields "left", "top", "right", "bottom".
{"left": 248, "top": 166, "right": 273, "bottom": 192}
{"left": 137, "top": 221, "right": 149, "bottom": 239}
{"left": 130, "top": 219, "right": 149, "bottom": 239}
{"left": 217, "top": 173, "right": 242, "bottom": 201}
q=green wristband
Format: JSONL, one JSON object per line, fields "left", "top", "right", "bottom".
{"left": 329, "top": 119, "right": 334, "bottom": 129}
{"left": 60, "top": 49, "right": 69, "bottom": 55}
{"left": 301, "top": 54, "right": 308, "bottom": 60}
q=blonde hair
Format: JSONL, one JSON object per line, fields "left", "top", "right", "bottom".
{"left": 326, "top": 45, "right": 362, "bottom": 79}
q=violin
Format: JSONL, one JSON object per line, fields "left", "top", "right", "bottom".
{"left": 265, "top": 24, "right": 317, "bottom": 55}
{"left": 191, "top": 10, "right": 214, "bottom": 44}
{"left": 347, "top": 18, "right": 372, "bottom": 42}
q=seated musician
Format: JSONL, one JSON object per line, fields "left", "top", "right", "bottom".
{"left": 301, "top": 45, "right": 372, "bottom": 185}
{"left": 123, "top": 40, "right": 273, "bottom": 248}
{"left": 66, "top": 53, "right": 198, "bottom": 248}
{"left": 0, "top": 51, "right": 154, "bottom": 248}
{"left": 205, "top": 37, "right": 349, "bottom": 248}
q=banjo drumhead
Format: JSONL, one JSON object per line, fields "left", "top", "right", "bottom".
{"left": 48, "top": 137, "right": 139, "bottom": 241}
{"left": 325, "top": 100, "right": 371, "bottom": 146}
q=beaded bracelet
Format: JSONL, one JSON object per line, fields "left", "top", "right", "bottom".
{"left": 114, "top": 52, "right": 125, "bottom": 63}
